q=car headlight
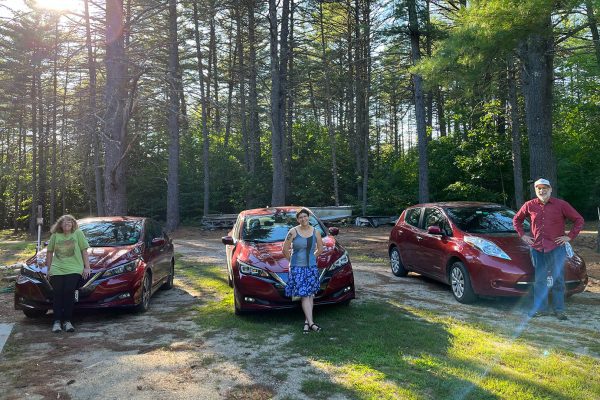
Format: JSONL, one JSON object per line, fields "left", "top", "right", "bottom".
{"left": 103, "top": 260, "right": 138, "bottom": 278}
{"left": 464, "top": 236, "right": 511, "bottom": 260}
{"left": 238, "top": 261, "right": 269, "bottom": 277}
{"left": 329, "top": 251, "right": 349, "bottom": 271}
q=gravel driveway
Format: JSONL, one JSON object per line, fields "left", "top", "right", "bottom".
{"left": 0, "top": 227, "right": 598, "bottom": 400}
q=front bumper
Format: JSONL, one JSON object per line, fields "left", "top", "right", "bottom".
{"left": 14, "top": 269, "right": 144, "bottom": 311}
{"left": 234, "top": 263, "right": 356, "bottom": 311}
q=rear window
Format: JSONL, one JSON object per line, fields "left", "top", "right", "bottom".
{"left": 242, "top": 211, "right": 325, "bottom": 243}
{"left": 79, "top": 220, "right": 142, "bottom": 247}
{"left": 445, "top": 206, "right": 530, "bottom": 234}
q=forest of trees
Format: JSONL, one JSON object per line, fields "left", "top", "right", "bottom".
{"left": 0, "top": 0, "right": 599, "bottom": 232}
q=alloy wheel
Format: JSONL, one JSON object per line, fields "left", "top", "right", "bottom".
{"left": 451, "top": 267, "right": 465, "bottom": 298}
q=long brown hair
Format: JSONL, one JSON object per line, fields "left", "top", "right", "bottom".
{"left": 50, "top": 214, "right": 78, "bottom": 234}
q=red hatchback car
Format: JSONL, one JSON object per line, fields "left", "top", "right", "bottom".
{"left": 221, "top": 207, "right": 355, "bottom": 314}
{"left": 388, "top": 202, "right": 588, "bottom": 303}
{"left": 14, "top": 216, "right": 175, "bottom": 317}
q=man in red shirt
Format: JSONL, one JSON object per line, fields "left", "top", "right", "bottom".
{"left": 513, "top": 178, "right": 584, "bottom": 320}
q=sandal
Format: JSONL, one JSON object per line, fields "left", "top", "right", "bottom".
{"left": 303, "top": 322, "right": 310, "bottom": 334}
{"left": 310, "top": 323, "right": 322, "bottom": 332}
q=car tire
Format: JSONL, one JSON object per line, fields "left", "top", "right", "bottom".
{"left": 161, "top": 260, "right": 175, "bottom": 290}
{"left": 233, "top": 286, "right": 246, "bottom": 315}
{"left": 390, "top": 247, "right": 408, "bottom": 277}
{"left": 23, "top": 309, "right": 48, "bottom": 318}
{"left": 227, "top": 270, "right": 233, "bottom": 288}
{"left": 450, "top": 261, "right": 476, "bottom": 304}
{"left": 134, "top": 272, "right": 152, "bottom": 313}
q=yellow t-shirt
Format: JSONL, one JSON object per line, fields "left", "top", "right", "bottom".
{"left": 47, "top": 229, "right": 90, "bottom": 276}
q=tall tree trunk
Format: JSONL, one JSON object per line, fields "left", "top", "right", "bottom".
{"left": 360, "top": 0, "right": 371, "bottom": 215}
{"left": 85, "top": 0, "right": 104, "bottom": 216}
{"left": 104, "top": 0, "right": 128, "bottom": 215}
{"left": 50, "top": 21, "right": 58, "bottom": 224}
{"left": 408, "top": 0, "right": 429, "bottom": 203}
{"left": 508, "top": 57, "right": 524, "bottom": 208}
{"left": 166, "top": 0, "right": 180, "bottom": 231}
{"left": 521, "top": 15, "right": 556, "bottom": 194}
{"left": 585, "top": 0, "right": 600, "bottom": 66}
{"left": 193, "top": 0, "right": 211, "bottom": 217}
{"left": 247, "top": 0, "right": 259, "bottom": 184}
{"left": 209, "top": 0, "right": 221, "bottom": 133}
{"left": 319, "top": 2, "right": 340, "bottom": 206}
{"left": 269, "top": 0, "right": 286, "bottom": 206}
{"left": 29, "top": 65, "right": 38, "bottom": 234}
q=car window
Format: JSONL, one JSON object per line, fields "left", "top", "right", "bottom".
{"left": 242, "top": 211, "right": 326, "bottom": 243}
{"left": 404, "top": 208, "right": 421, "bottom": 228}
{"left": 423, "top": 208, "right": 452, "bottom": 236}
{"left": 80, "top": 220, "right": 142, "bottom": 247}
{"left": 445, "top": 206, "right": 530, "bottom": 234}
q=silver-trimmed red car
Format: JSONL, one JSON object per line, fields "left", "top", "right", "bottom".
{"left": 388, "top": 202, "right": 588, "bottom": 303}
{"left": 221, "top": 207, "right": 355, "bottom": 314}
{"left": 14, "top": 216, "right": 175, "bottom": 317}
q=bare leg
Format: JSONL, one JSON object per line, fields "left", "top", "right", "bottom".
{"left": 301, "top": 296, "right": 314, "bottom": 326}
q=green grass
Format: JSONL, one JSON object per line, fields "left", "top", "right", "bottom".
{"left": 0, "top": 240, "right": 36, "bottom": 266}
{"left": 181, "top": 260, "right": 600, "bottom": 400}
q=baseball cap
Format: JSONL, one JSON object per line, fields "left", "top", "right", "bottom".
{"left": 534, "top": 178, "right": 551, "bottom": 187}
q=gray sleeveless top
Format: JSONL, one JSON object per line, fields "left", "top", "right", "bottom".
{"left": 290, "top": 227, "right": 317, "bottom": 267}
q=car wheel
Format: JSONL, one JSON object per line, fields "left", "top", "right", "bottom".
{"left": 450, "top": 261, "right": 476, "bottom": 304}
{"left": 390, "top": 247, "right": 408, "bottom": 277}
{"left": 161, "top": 260, "right": 175, "bottom": 290}
{"left": 135, "top": 272, "right": 152, "bottom": 313}
{"left": 23, "top": 309, "right": 47, "bottom": 318}
{"left": 227, "top": 268, "right": 233, "bottom": 288}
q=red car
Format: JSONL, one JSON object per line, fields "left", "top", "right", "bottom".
{"left": 221, "top": 207, "right": 355, "bottom": 314}
{"left": 14, "top": 216, "right": 175, "bottom": 317}
{"left": 388, "top": 202, "right": 588, "bottom": 303}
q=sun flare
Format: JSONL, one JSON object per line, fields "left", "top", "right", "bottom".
{"left": 34, "top": 0, "right": 81, "bottom": 12}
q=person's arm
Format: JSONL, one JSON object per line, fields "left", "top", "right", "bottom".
{"left": 77, "top": 229, "right": 92, "bottom": 278}
{"left": 314, "top": 229, "right": 324, "bottom": 257}
{"left": 45, "top": 235, "right": 55, "bottom": 275}
{"left": 555, "top": 201, "right": 585, "bottom": 245}
{"left": 282, "top": 229, "right": 295, "bottom": 260}
{"left": 513, "top": 203, "right": 534, "bottom": 245}
{"left": 82, "top": 250, "right": 91, "bottom": 278}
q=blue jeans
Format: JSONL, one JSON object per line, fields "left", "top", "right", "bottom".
{"left": 530, "top": 246, "right": 567, "bottom": 314}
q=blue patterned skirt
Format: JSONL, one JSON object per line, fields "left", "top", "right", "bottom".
{"left": 285, "top": 265, "right": 320, "bottom": 297}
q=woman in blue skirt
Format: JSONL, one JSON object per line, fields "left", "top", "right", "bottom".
{"left": 283, "top": 208, "right": 324, "bottom": 333}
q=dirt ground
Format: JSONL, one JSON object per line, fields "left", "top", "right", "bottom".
{"left": 0, "top": 226, "right": 599, "bottom": 399}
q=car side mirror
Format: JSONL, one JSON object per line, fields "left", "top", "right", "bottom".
{"left": 328, "top": 227, "right": 339, "bottom": 236}
{"left": 221, "top": 236, "right": 235, "bottom": 245}
{"left": 427, "top": 226, "right": 443, "bottom": 235}
{"left": 151, "top": 237, "right": 166, "bottom": 247}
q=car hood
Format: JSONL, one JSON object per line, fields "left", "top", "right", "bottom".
{"left": 467, "top": 233, "right": 586, "bottom": 276}
{"left": 29, "top": 244, "right": 142, "bottom": 271}
{"left": 240, "top": 236, "right": 339, "bottom": 272}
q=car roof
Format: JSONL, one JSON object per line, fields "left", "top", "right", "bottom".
{"left": 77, "top": 216, "right": 146, "bottom": 223}
{"left": 238, "top": 206, "right": 307, "bottom": 217}
{"left": 408, "top": 201, "right": 504, "bottom": 209}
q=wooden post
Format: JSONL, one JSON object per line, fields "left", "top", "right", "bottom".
{"left": 36, "top": 205, "right": 43, "bottom": 254}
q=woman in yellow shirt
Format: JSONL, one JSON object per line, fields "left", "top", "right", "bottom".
{"left": 45, "top": 215, "right": 91, "bottom": 333}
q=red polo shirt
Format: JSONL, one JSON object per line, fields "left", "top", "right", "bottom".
{"left": 513, "top": 197, "right": 584, "bottom": 252}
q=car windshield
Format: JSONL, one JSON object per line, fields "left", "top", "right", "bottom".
{"left": 79, "top": 220, "right": 143, "bottom": 247}
{"left": 445, "top": 206, "right": 530, "bottom": 234}
{"left": 241, "top": 211, "right": 326, "bottom": 243}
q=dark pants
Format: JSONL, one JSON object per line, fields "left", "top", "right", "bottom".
{"left": 50, "top": 274, "right": 80, "bottom": 322}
